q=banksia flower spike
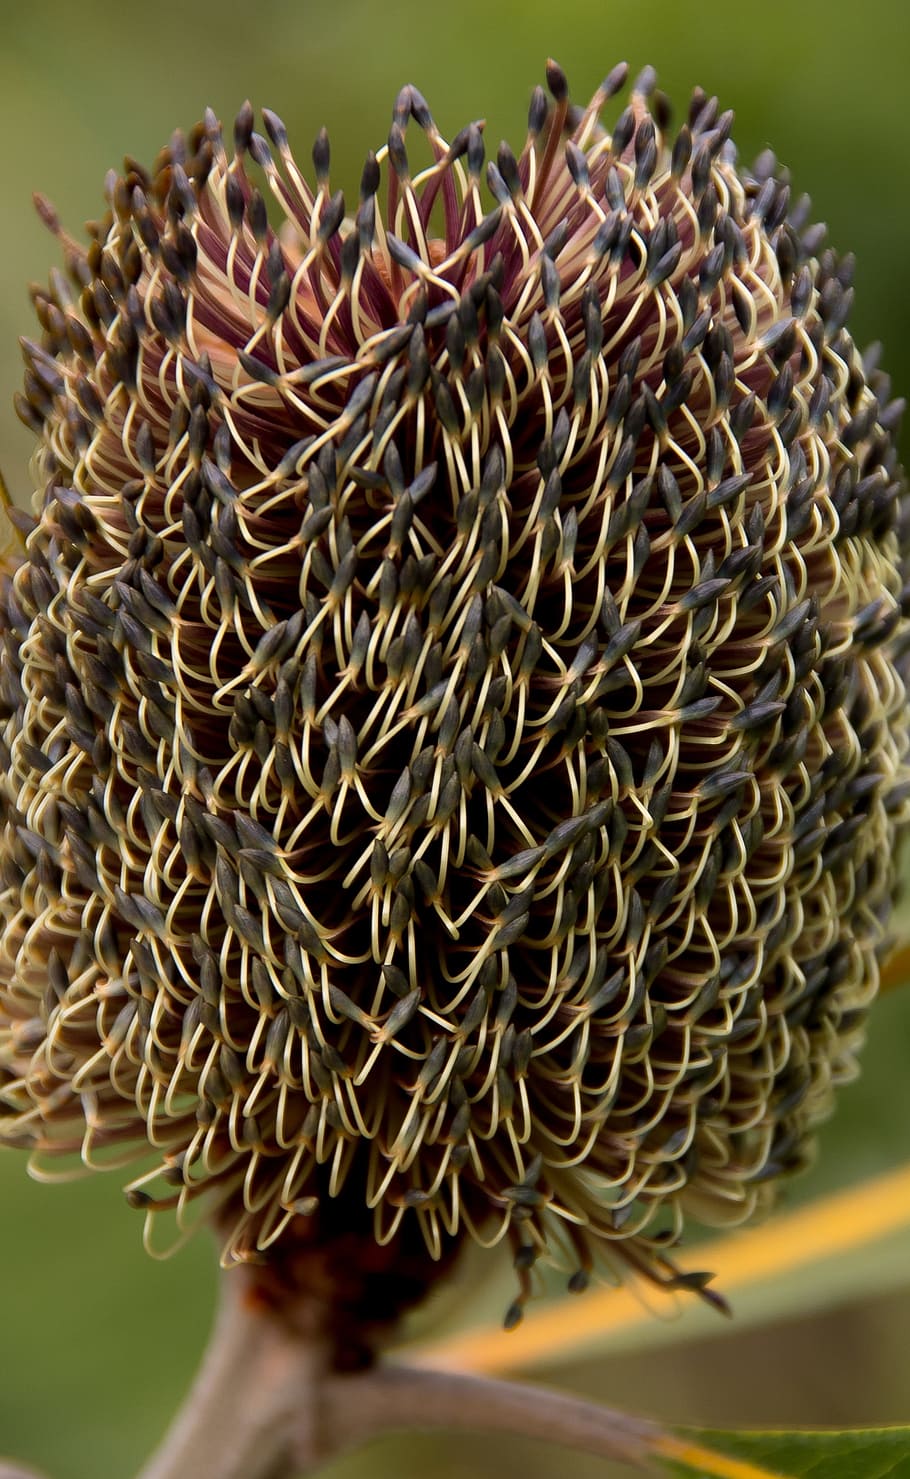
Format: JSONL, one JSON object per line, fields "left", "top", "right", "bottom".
{"left": 2, "top": 60, "right": 908, "bottom": 1346}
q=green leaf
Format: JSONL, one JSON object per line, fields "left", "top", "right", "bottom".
{"left": 662, "top": 1427, "right": 910, "bottom": 1479}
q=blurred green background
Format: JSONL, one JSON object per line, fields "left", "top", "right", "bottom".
{"left": 2, "top": 0, "right": 910, "bottom": 1474}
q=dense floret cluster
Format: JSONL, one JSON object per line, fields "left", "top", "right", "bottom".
{"left": 1, "top": 62, "right": 908, "bottom": 1327}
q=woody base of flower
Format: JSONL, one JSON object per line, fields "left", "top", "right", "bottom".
{"left": 219, "top": 1188, "right": 465, "bottom": 1370}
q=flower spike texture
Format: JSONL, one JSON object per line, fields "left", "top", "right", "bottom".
{"left": 2, "top": 62, "right": 909, "bottom": 1325}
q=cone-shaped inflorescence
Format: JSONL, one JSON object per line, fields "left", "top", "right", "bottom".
{"left": 2, "top": 62, "right": 909, "bottom": 1334}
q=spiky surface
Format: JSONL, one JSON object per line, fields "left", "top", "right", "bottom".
{"left": 2, "top": 63, "right": 909, "bottom": 1319}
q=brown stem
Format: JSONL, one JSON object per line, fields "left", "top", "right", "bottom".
{"left": 122, "top": 1271, "right": 664, "bottom": 1479}
{"left": 321, "top": 1362, "right": 661, "bottom": 1469}
{"left": 135, "top": 1268, "right": 328, "bottom": 1479}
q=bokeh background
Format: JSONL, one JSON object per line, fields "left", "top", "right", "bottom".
{"left": 1, "top": 1, "right": 909, "bottom": 1474}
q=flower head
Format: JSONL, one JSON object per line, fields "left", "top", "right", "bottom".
{"left": 2, "top": 62, "right": 908, "bottom": 1333}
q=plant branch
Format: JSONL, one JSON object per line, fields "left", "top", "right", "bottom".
{"left": 320, "top": 1361, "right": 661, "bottom": 1469}
{"left": 125, "top": 1271, "right": 667, "bottom": 1479}
{"left": 135, "top": 1268, "right": 328, "bottom": 1479}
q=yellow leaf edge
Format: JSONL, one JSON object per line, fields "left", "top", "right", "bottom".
{"left": 655, "top": 1432, "right": 788, "bottom": 1479}
{"left": 411, "top": 1160, "right": 910, "bottom": 1375}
